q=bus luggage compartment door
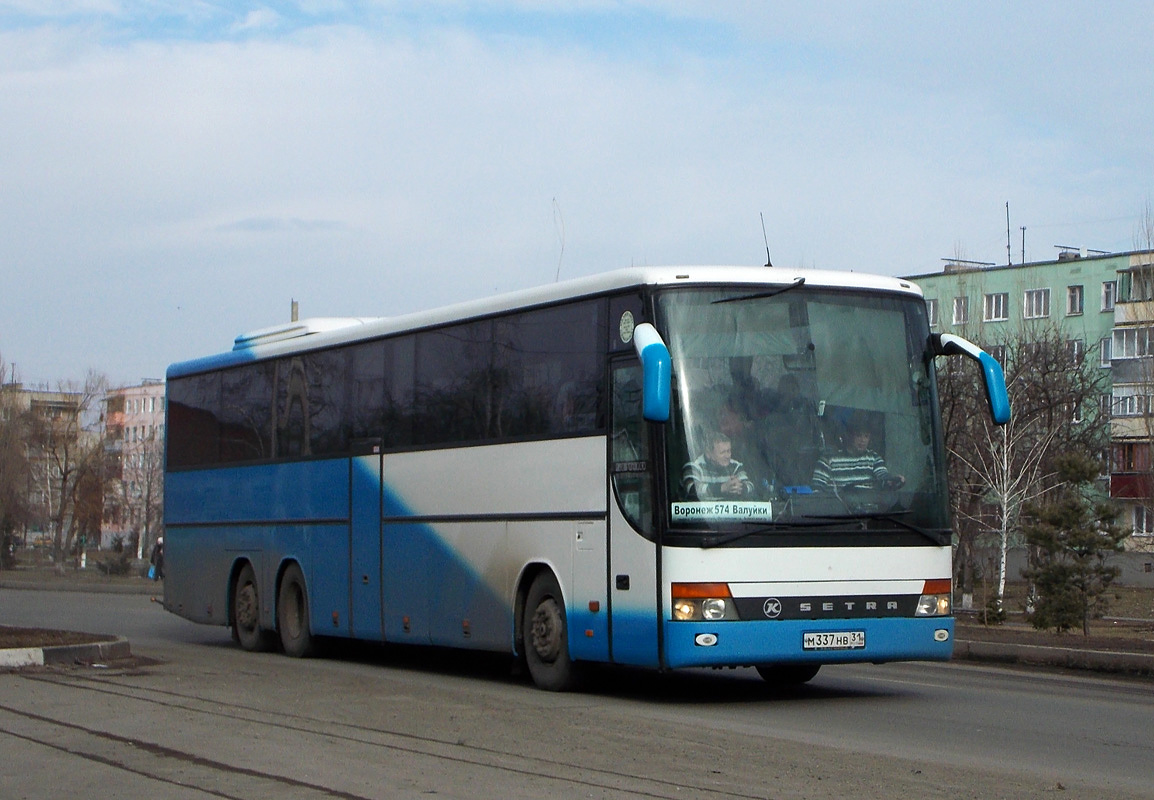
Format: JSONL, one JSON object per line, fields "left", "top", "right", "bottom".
{"left": 350, "top": 454, "right": 384, "bottom": 640}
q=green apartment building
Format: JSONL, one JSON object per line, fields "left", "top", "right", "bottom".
{"left": 906, "top": 248, "right": 1154, "bottom": 549}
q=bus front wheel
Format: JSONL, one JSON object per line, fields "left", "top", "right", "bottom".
{"left": 755, "top": 664, "right": 821, "bottom": 685}
{"left": 232, "top": 563, "right": 275, "bottom": 652}
{"left": 277, "top": 563, "right": 315, "bottom": 658}
{"left": 523, "top": 572, "right": 580, "bottom": 691}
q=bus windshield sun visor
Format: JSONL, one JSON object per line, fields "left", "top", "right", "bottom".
{"left": 632, "top": 322, "right": 671, "bottom": 422}
{"left": 930, "top": 332, "right": 1011, "bottom": 425}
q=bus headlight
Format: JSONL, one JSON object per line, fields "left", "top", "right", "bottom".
{"left": 915, "top": 594, "right": 951, "bottom": 616}
{"left": 673, "top": 600, "right": 698, "bottom": 621}
{"left": 670, "top": 583, "right": 737, "bottom": 621}
{"left": 915, "top": 579, "right": 952, "bottom": 617}
{"left": 701, "top": 598, "right": 727, "bottom": 621}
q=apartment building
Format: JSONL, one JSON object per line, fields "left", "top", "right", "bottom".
{"left": 103, "top": 379, "right": 166, "bottom": 555}
{"left": 906, "top": 248, "right": 1154, "bottom": 548}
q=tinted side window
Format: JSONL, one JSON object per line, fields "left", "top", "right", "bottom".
{"left": 220, "top": 362, "right": 274, "bottom": 463}
{"left": 274, "top": 349, "right": 350, "bottom": 458}
{"left": 499, "top": 300, "right": 605, "bottom": 437}
{"left": 347, "top": 340, "right": 386, "bottom": 448}
{"left": 167, "top": 372, "right": 221, "bottom": 468}
{"left": 382, "top": 335, "right": 415, "bottom": 448}
{"left": 414, "top": 319, "right": 493, "bottom": 445}
{"left": 410, "top": 301, "right": 606, "bottom": 447}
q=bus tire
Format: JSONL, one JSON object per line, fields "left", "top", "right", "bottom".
{"left": 524, "top": 571, "right": 580, "bottom": 691}
{"left": 233, "top": 563, "right": 275, "bottom": 652}
{"left": 755, "top": 663, "right": 821, "bottom": 685}
{"left": 277, "top": 563, "right": 315, "bottom": 658}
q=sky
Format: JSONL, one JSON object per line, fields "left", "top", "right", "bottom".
{"left": 2, "top": 1, "right": 1153, "bottom": 388}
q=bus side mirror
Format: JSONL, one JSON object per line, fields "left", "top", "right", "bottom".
{"left": 930, "top": 332, "right": 1011, "bottom": 425}
{"left": 633, "top": 323, "right": 671, "bottom": 422}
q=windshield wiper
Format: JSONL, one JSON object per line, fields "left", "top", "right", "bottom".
{"left": 699, "top": 518, "right": 847, "bottom": 549}
{"left": 800, "top": 511, "right": 948, "bottom": 545}
{"left": 711, "top": 277, "right": 805, "bottom": 305}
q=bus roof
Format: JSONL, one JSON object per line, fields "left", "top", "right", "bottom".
{"left": 167, "top": 265, "right": 924, "bottom": 379}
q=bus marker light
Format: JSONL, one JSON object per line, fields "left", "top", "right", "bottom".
{"left": 672, "top": 582, "right": 732, "bottom": 598}
{"left": 588, "top": 601, "right": 600, "bottom": 613}
{"left": 695, "top": 633, "right": 718, "bottom": 647}
{"left": 934, "top": 629, "right": 950, "bottom": 643}
{"left": 585, "top": 629, "right": 594, "bottom": 638}
{"left": 922, "top": 578, "right": 952, "bottom": 595}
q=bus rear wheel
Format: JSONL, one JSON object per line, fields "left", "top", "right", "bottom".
{"left": 277, "top": 563, "right": 315, "bottom": 658}
{"left": 523, "top": 572, "right": 580, "bottom": 691}
{"left": 755, "top": 664, "right": 821, "bottom": 685}
{"left": 232, "top": 563, "right": 275, "bottom": 652}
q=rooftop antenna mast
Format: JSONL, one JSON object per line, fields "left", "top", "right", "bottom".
{"left": 1005, "top": 201, "right": 1012, "bottom": 266}
{"left": 760, "top": 212, "right": 773, "bottom": 267}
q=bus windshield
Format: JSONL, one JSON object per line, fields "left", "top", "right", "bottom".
{"left": 657, "top": 285, "right": 949, "bottom": 539}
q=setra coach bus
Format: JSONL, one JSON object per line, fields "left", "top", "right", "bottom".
{"left": 162, "top": 266, "right": 1009, "bottom": 690}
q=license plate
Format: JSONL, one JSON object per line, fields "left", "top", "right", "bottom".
{"left": 803, "top": 631, "right": 866, "bottom": 650}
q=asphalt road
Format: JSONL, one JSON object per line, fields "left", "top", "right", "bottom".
{"left": 2, "top": 588, "right": 1152, "bottom": 799}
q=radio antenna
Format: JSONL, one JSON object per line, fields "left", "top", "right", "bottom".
{"left": 553, "top": 197, "right": 566, "bottom": 282}
{"left": 760, "top": 212, "right": 773, "bottom": 267}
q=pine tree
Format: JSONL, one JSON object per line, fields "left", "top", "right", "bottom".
{"left": 1020, "top": 453, "right": 1128, "bottom": 635}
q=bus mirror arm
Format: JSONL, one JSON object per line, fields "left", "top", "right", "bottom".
{"left": 929, "top": 332, "right": 1011, "bottom": 425}
{"left": 633, "top": 323, "right": 671, "bottom": 423}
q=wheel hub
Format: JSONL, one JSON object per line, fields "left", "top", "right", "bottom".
{"left": 530, "top": 599, "right": 563, "bottom": 663}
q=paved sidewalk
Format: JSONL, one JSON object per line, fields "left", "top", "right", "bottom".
{"left": 953, "top": 635, "right": 1154, "bottom": 677}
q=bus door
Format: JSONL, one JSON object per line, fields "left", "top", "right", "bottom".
{"left": 349, "top": 448, "right": 384, "bottom": 640}
{"left": 608, "top": 360, "right": 661, "bottom": 667}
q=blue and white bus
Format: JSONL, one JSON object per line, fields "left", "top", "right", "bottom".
{"left": 163, "top": 266, "right": 1008, "bottom": 690}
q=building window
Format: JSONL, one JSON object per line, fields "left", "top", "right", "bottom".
{"left": 1067, "top": 285, "right": 1084, "bottom": 315}
{"left": 925, "top": 298, "right": 939, "bottom": 327}
{"left": 983, "top": 293, "right": 1008, "bottom": 322}
{"left": 1066, "top": 339, "right": 1085, "bottom": 365}
{"left": 1132, "top": 270, "right": 1154, "bottom": 302}
{"left": 1100, "top": 393, "right": 1112, "bottom": 419}
{"left": 1134, "top": 506, "right": 1154, "bottom": 536}
{"left": 1100, "top": 336, "right": 1112, "bottom": 367}
{"left": 1119, "top": 442, "right": 1140, "bottom": 471}
{"left": 1113, "top": 327, "right": 1154, "bottom": 359}
{"left": 1116, "top": 395, "right": 1141, "bottom": 416}
{"left": 1023, "top": 288, "right": 1050, "bottom": 319}
{"left": 1102, "top": 280, "right": 1117, "bottom": 311}
{"left": 1114, "top": 388, "right": 1153, "bottom": 417}
{"left": 988, "top": 344, "right": 1007, "bottom": 364}
{"left": 952, "top": 296, "right": 969, "bottom": 325}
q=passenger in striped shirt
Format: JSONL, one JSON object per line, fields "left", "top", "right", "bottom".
{"left": 682, "top": 432, "right": 755, "bottom": 500}
{"left": 812, "top": 417, "right": 904, "bottom": 492}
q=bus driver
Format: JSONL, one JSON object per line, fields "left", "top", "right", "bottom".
{"left": 812, "top": 415, "right": 904, "bottom": 492}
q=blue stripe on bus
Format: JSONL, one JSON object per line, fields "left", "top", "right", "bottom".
{"left": 166, "top": 461, "right": 350, "bottom": 524}
{"left": 376, "top": 468, "right": 512, "bottom": 650}
{"left": 661, "top": 616, "right": 954, "bottom": 668}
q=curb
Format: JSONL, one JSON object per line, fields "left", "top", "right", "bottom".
{"left": 0, "top": 579, "right": 159, "bottom": 595}
{"left": 954, "top": 638, "right": 1154, "bottom": 677}
{"left": 0, "top": 636, "right": 132, "bottom": 669}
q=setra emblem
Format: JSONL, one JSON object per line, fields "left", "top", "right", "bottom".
{"left": 763, "top": 598, "right": 783, "bottom": 619}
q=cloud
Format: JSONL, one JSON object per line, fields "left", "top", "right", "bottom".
{"left": 215, "top": 217, "right": 348, "bottom": 233}
{"left": 229, "top": 7, "right": 281, "bottom": 35}
{"left": 1, "top": 3, "right": 1152, "bottom": 384}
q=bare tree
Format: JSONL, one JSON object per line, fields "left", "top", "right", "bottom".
{"left": 0, "top": 357, "right": 32, "bottom": 568}
{"left": 940, "top": 323, "right": 1108, "bottom": 611}
{"left": 27, "top": 371, "right": 111, "bottom": 571}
